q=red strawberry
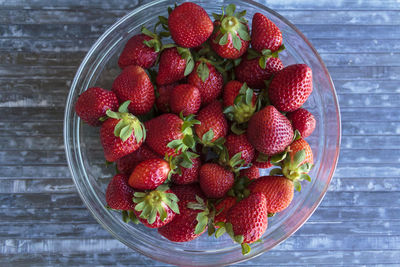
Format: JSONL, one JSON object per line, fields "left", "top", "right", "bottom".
{"left": 100, "top": 101, "right": 146, "bottom": 162}
{"left": 225, "top": 134, "right": 255, "bottom": 165}
{"left": 187, "top": 60, "right": 223, "bottom": 105}
{"left": 234, "top": 55, "right": 284, "bottom": 89}
{"left": 171, "top": 156, "right": 201, "bottom": 185}
{"left": 210, "top": 4, "right": 250, "bottom": 59}
{"left": 132, "top": 186, "right": 179, "bottom": 228}
{"left": 286, "top": 108, "right": 316, "bottom": 138}
{"left": 226, "top": 193, "right": 268, "bottom": 248}
{"left": 118, "top": 28, "right": 161, "bottom": 69}
{"left": 105, "top": 174, "right": 135, "bottom": 210}
{"left": 239, "top": 165, "right": 260, "bottom": 180}
{"left": 252, "top": 151, "right": 273, "bottom": 169}
{"left": 247, "top": 105, "right": 294, "bottom": 155}
{"left": 269, "top": 138, "right": 314, "bottom": 191}
{"left": 223, "top": 81, "right": 257, "bottom": 127}
{"left": 156, "top": 47, "right": 194, "bottom": 86}
{"left": 169, "top": 84, "right": 201, "bottom": 116}
{"left": 116, "top": 144, "right": 159, "bottom": 175}
{"left": 251, "top": 13, "right": 283, "bottom": 53}
{"left": 168, "top": 2, "right": 213, "bottom": 48}
{"left": 158, "top": 185, "right": 207, "bottom": 242}
{"left": 128, "top": 158, "right": 170, "bottom": 190}
{"left": 75, "top": 87, "right": 118, "bottom": 126}
{"left": 112, "top": 65, "right": 155, "bottom": 115}
{"left": 171, "top": 183, "right": 205, "bottom": 201}
{"left": 223, "top": 81, "right": 254, "bottom": 107}
{"left": 199, "top": 163, "right": 234, "bottom": 198}
{"left": 145, "top": 113, "right": 198, "bottom": 157}
{"left": 195, "top": 101, "right": 228, "bottom": 147}
{"left": 156, "top": 83, "right": 177, "bottom": 113}
{"left": 288, "top": 138, "right": 314, "bottom": 166}
{"left": 214, "top": 196, "right": 237, "bottom": 224}
{"left": 248, "top": 176, "right": 293, "bottom": 213}
{"left": 281, "top": 138, "right": 313, "bottom": 183}
{"left": 269, "top": 64, "right": 313, "bottom": 112}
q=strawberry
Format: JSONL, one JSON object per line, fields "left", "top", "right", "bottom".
{"left": 199, "top": 163, "right": 234, "bottom": 198}
{"left": 171, "top": 183, "right": 205, "bottom": 201}
{"left": 105, "top": 174, "right": 135, "bottom": 210}
{"left": 155, "top": 83, "right": 177, "bottom": 113}
{"left": 248, "top": 176, "right": 294, "bottom": 213}
{"left": 171, "top": 156, "right": 201, "bottom": 185}
{"left": 234, "top": 55, "right": 284, "bottom": 89}
{"left": 269, "top": 64, "right": 313, "bottom": 112}
{"left": 158, "top": 185, "right": 207, "bottom": 242}
{"left": 269, "top": 137, "right": 314, "bottom": 191}
{"left": 132, "top": 185, "right": 179, "bottom": 228}
{"left": 195, "top": 101, "right": 228, "bottom": 147}
{"left": 286, "top": 108, "right": 316, "bottom": 138}
{"left": 221, "top": 193, "right": 268, "bottom": 254}
{"left": 247, "top": 105, "right": 293, "bottom": 156}
{"left": 169, "top": 84, "right": 201, "bottom": 116}
{"left": 214, "top": 196, "right": 237, "bottom": 224}
{"left": 118, "top": 27, "right": 161, "bottom": 69}
{"left": 210, "top": 4, "right": 250, "bottom": 59}
{"left": 100, "top": 101, "right": 146, "bottom": 162}
{"left": 224, "top": 134, "right": 255, "bottom": 165}
{"left": 145, "top": 113, "right": 199, "bottom": 157}
{"left": 116, "top": 144, "right": 159, "bottom": 175}
{"left": 75, "top": 87, "right": 118, "bottom": 126}
{"left": 168, "top": 2, "right": 213, "bottom": 48}
{"left": 251, "top": 13, "right": 283, "bottom": 53}
{"left": 187, "top": 60, "right": 223, "bottom": 106}
{"left": 112, "top": 65, "right": 155, "bottom": 115}
{"left": 239, "top": 165, "right": 260, "bottom": 180}
{"left": 156, "top": 47, "right": 194, "bottom": 86}
{"left": 223, "top": 81, "right": 257, "bottom": 132}
{"left": 223, "top": 81, "right": 255, "bottom": 108}
{"left": 252, "top": 151, "right": 273, "bottom": 169}
{"left": 128, "top": 158, "right": 171, "bottom": 190}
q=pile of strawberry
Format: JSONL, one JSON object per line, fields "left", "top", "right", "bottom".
{"left": 75, "top": 2, "right": 316, "bottom": 255}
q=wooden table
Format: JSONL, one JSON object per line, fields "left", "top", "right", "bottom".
{"left": 1, "top": 0, "right": 399, "bottom": 265}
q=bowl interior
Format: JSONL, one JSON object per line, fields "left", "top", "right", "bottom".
{"left": 64, "top": 0, "right": 341, "bottom": 266}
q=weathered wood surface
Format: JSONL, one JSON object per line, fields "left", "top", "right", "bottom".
{"left": 0, "top": 0, "right": 399, "bottom": 265}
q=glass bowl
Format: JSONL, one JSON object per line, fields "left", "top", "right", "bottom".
{"left": 64, "top": 0, "right": 341, "bottom": 265}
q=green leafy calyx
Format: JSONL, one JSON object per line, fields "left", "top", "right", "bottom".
{"left": 132, "top": 185, "right": 179, "bottom": 225}
{"left": 106, "top": 101, "right": 146, "bottom": 143}
{"left": 187, "top": 195, "right": 216, "bottom": 235}
{"left": 214, "top": 221, "right": 252, "bottom": 255}
{"left": 213, "top": 4, "right": 250, "bottom": 51}
{"left": 223, "top": 83, "right": 256, "bottom": 126}
{"left": 167, "top": 113, "right": 200, "bottom": 155}
{"left": 141, "top": 26, "right": 162, "bottom": 52}
{"left": 177, "top": 47, "right": 195, "bottom": 76}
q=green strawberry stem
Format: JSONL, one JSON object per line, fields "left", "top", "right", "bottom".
{"left": 213, "top": 4, "right": 250, "bottom": 51}
{"left": 106, "top": 101, "right": 146, "bottom": 143}
{"left": 218, "top": 146, "right": 245, "bottom": 174}
{"left": 187, "top": 195, "right": 215, "bottom": 235}
{"left": 121, "top": 210, "right": 140, "bottom": 224}
{"left": 213, "top": 221, "right": 252, "bottom": 255}
{"left": 132, "top": 185, "right": 179, "bottom": 225}
{"left": 141, "top": 26, "right": 162, "bottom": 52}
{"left": 166, "top": 113, "right": 200, "bottom": 162}
{"left": 227, "top": 176, "right": 251, "bottom": 201}
{"left": 176, "top": 47, "right": 195, "bottom": 76}
{"left": 223, "top": 83, "right": 256, "bottom": 126}
{"left": 246, "top": 46, "right": 285, "bottom": 70}
{"left": 269, "top": 148, "right": 313, "bottom": 192}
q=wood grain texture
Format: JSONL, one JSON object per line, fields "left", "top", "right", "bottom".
{"left": 0, "top": 0, "right": 399, "bottom": 265}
